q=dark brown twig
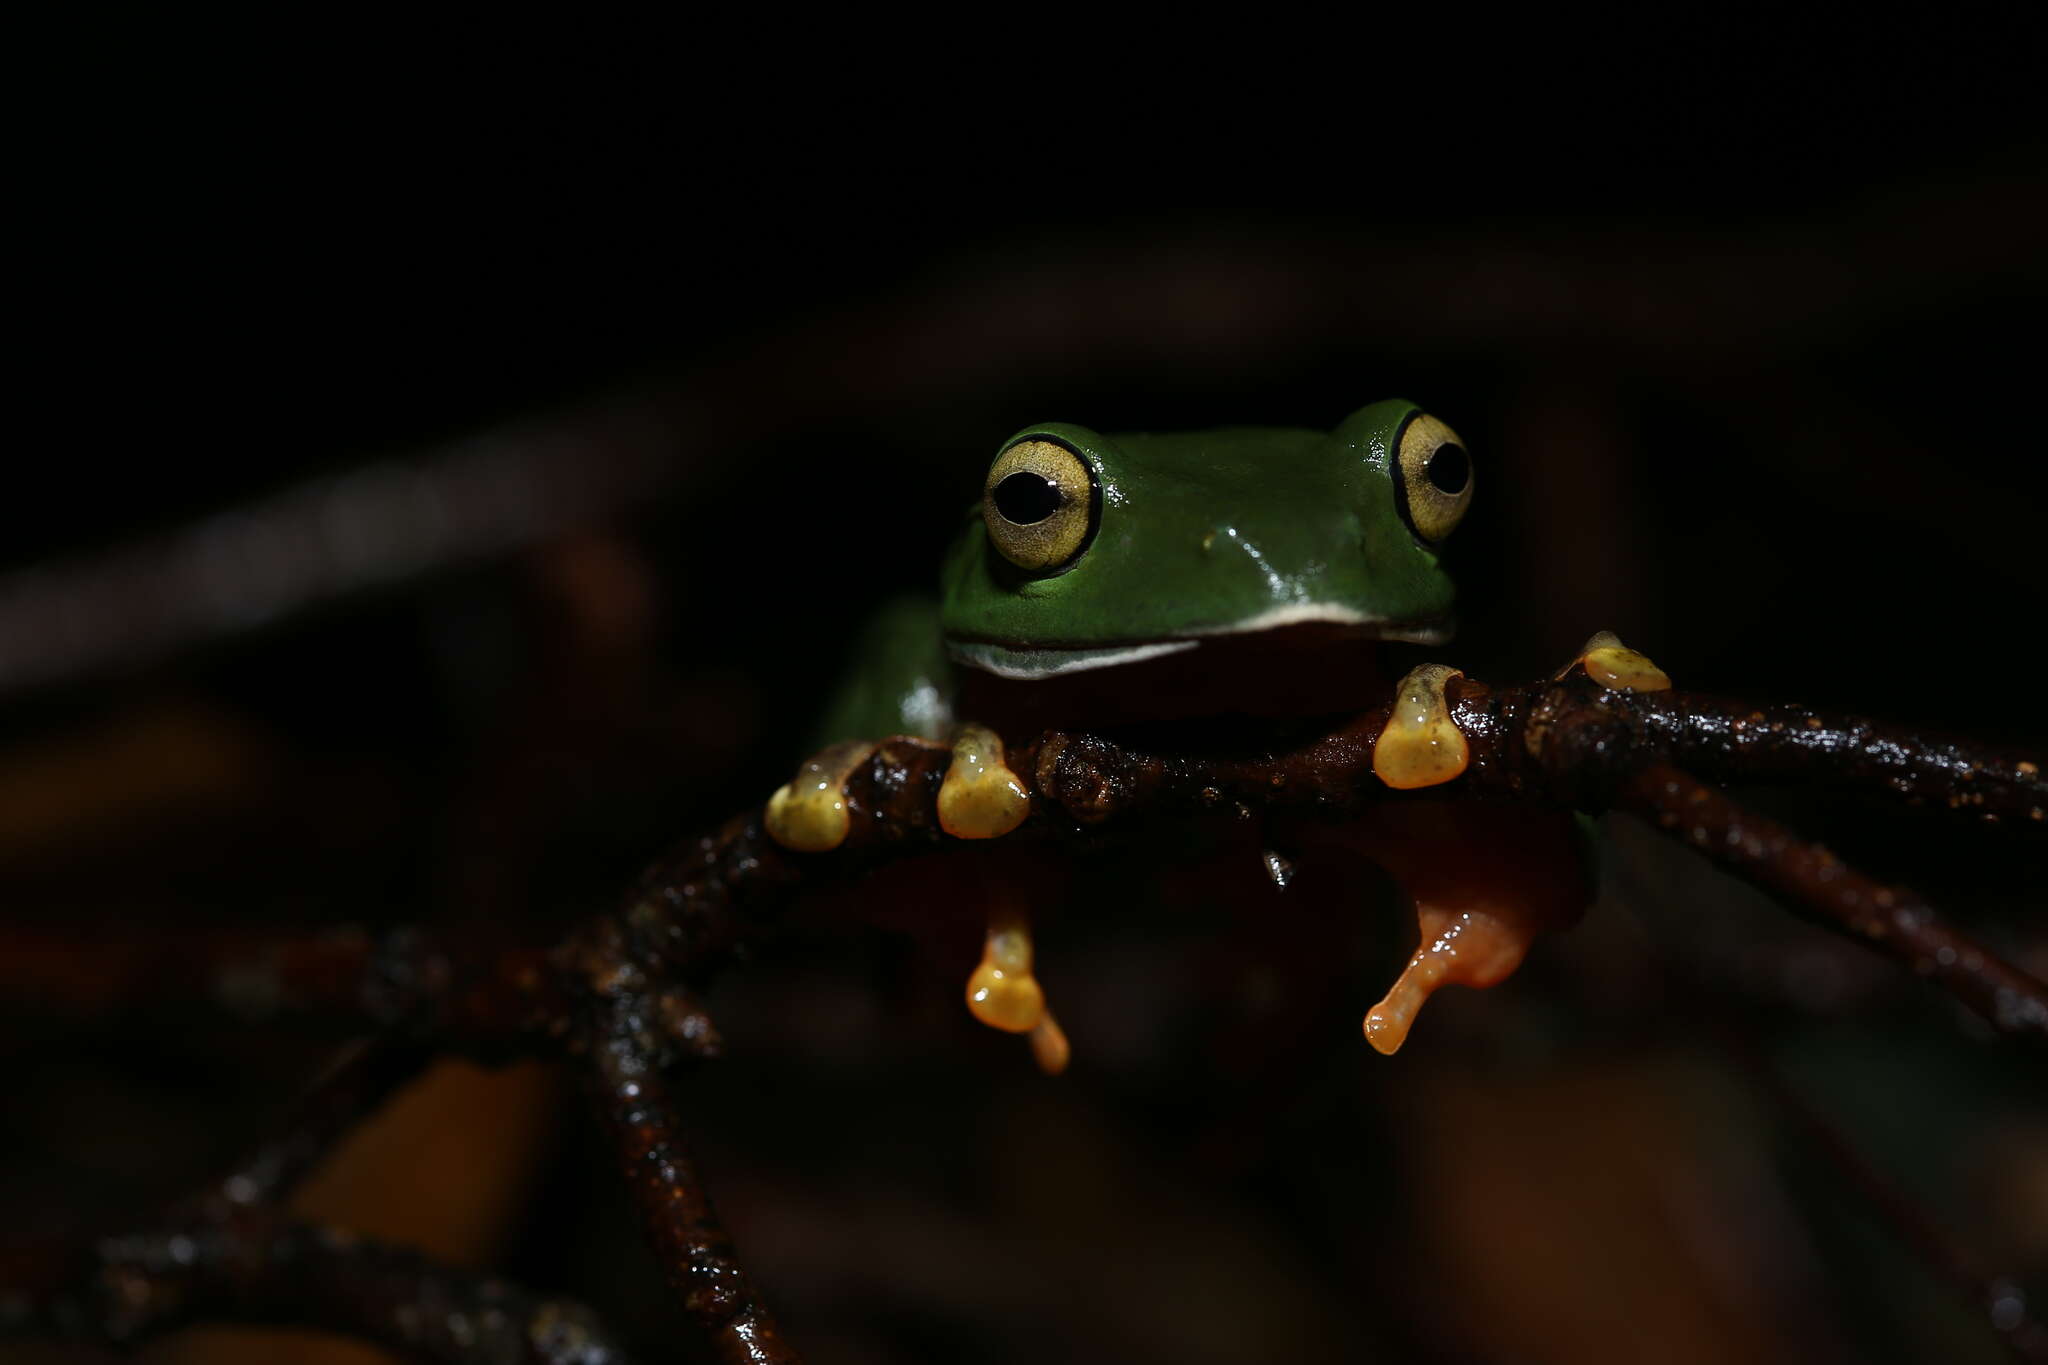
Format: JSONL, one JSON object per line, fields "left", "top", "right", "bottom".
{"left": 1585, "top": 690, "right": 2046, "bottom": 829}
{"left": 561, "top": 916, "right": 798, "bottom": 1365}
{"left": 1616, "top": 762, "right": 2047, "bottom": 1040}
{"left": 203, "top": 1037, "right": 433, "bottom": 1211}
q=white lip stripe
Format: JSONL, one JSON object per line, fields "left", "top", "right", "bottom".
{"left": 949, "top": 603, "right": 1453, "bottom": 679}
{"left": 1179, "top": 603, "right": 1372, "bottom": 634}
{"left": 947, "top": 639, "right": 1199, "bottom": 680}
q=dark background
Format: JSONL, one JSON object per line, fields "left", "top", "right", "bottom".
{"left": 5, "top": 27, "right": 2046, "bottom": 1365}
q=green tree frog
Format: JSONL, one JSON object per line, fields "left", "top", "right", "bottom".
{"left": 779, "top": 400, "right": 1591, "bottom": 1071}
{"left": 815, "top": 399, "right": 1470, "bottom": 741}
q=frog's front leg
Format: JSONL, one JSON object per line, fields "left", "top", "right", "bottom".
{"left": 936, "top": 723, "right": 1067, "bottom": 1072}
{"left": 1348, "top": 638, "right": 1672, "bottom": 1053}
{"left": 1372, "top": 662, "right": 1471, "bottom": 790}
{"left": 936, "top": 723, "right": 1031, "bottom": 839}
{"left": 764, "top": 721, "right": 1065, "bottom": 1072}
{"left": 763, "top": 721, "right": 1034, "bottom": 852}
{"left": 963, "top": 869, "right": 1070, "bottom": 1075}
{"left": 762, "top": 719, "right": 1034, "bottom": 850}
{"left": 762, "top": 738, "right": 883, "bottom": 852}
{"left": 1352, "top": 660, "right": 1599, "bottom": 1053}
{"left": 1558, "top": 629, "right": 1672, "bottom": 693}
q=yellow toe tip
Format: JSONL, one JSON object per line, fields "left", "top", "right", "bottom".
{"left": 1362, "top": 1011, "right": 1408, "bottom": 1056}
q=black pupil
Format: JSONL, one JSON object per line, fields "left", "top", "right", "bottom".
{"left": 993, "top": 471, "right": 1063, "bottom": 524}
{"left": 1425, "top": 443, "right": 1470, "bottom": 495}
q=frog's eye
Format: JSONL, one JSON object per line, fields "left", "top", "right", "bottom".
{"left": 982, "top": 437, "right": 1098, "bottom": 572}
{"left": 1394, "top": 413, "right": 1474, "bottom": 543}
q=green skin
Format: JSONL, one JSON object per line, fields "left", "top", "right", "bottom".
{"left": 814, "top": 400, "right": 1461, "bottom": 747}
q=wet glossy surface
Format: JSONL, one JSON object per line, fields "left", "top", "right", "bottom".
{"left": 764, "top": 741, "right": 877, "bottom": 853}
{"left": 1373, "top": 664, "right": 1471, "bottom": 790}
{"left": 937, "top": 724, "right": 1031, "bottom": 839}
{"left": 1577, "top": 630, "right": 1673, "bottom": 693}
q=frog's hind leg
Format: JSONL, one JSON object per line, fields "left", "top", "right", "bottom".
{"left": 1340, "top": 803, "right": 1592, "bottom": 1055}
{"left": 1363, "top": 889, "right": 1546, "bottom": 1056}
{"left": 964, "top": 879, "right": 1070, "bottom": 1075}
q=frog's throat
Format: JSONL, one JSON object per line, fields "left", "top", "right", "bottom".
{"left": 946, "top": 604, "right": 1453, "bottom": 681}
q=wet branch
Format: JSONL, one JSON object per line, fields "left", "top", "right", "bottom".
{"left": 204, "top": 1038, "right": 434, "bottom": 1211}
{"left": 627, "top": 677, "right": 2043, "bottom": 1044}
{"left": 1615, "top": 763, "right": 2047, "bottom": 1039}
{"left": 561, "top": 919, "right": 798, "bottom": 1365}
{"left": 1592, "top": 690, "right": 2046, "bottom": 830}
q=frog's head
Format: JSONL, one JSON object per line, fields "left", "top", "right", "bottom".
{"left": 939, "top": 400, "right": 1472, "bottom": 679}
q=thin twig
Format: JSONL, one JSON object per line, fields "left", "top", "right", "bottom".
{"left": 562, "top": 917, "right": 798, "bottom": 1365}
{"left": 1552, "top": 688, "right": 2047, "bottom": 829}
{"left": 1617, "top": 762, "right": 2047, "bottom": 1041}
{"left": 201, "top": 1037, "right": 433, "bottom": 1211}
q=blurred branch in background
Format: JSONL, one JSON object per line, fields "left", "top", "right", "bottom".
{"left": 3, "top": 168, "right": 2039, "bottom": 702}
{"left": 0, "top": 395, "right": 689, "bottom": 698}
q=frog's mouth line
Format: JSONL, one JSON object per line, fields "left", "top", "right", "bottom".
{"left": 948, "top": 604, "right": 1453, "bottom": 681}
